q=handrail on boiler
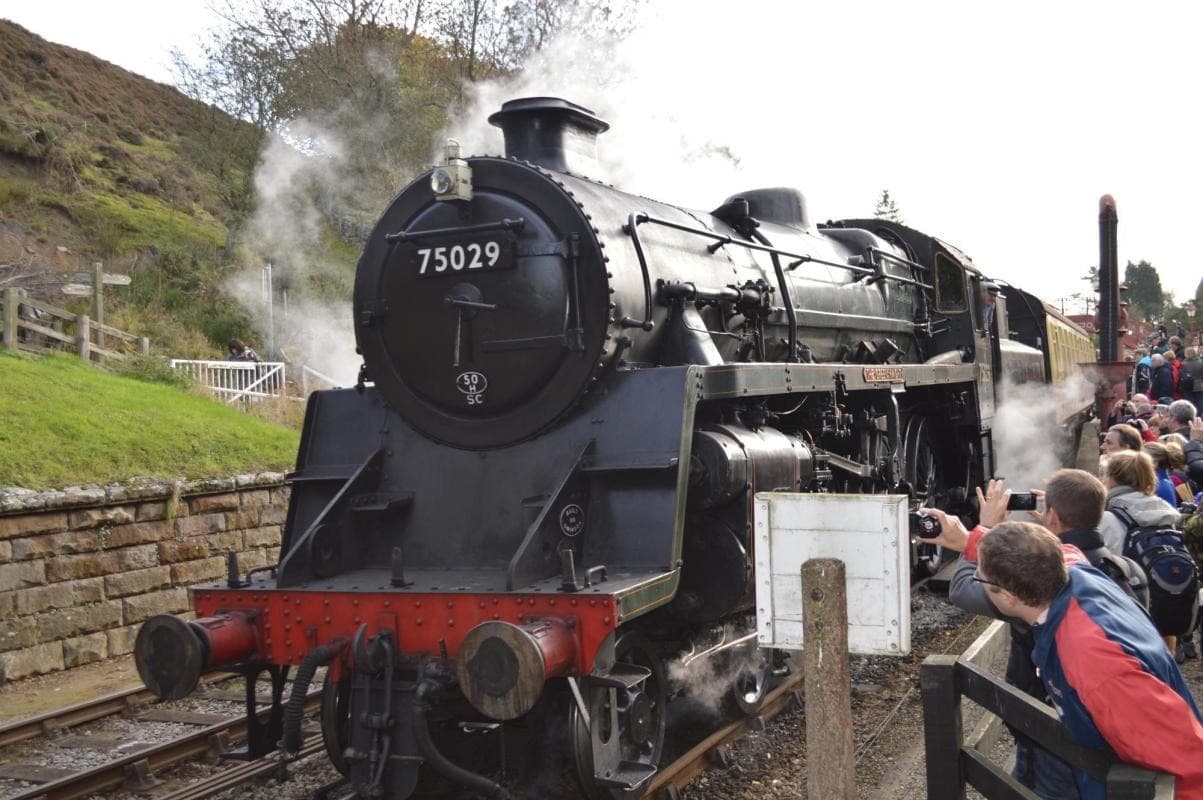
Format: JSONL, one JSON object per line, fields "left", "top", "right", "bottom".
{"left": 626, "top": 213, "right": 932, "bottom": 292}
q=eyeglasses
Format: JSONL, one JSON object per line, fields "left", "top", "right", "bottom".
{"left": 972, "top": 568, "right": 1001, "bottom": 588}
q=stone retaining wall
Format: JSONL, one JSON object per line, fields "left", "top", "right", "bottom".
{"left": 0, "top": 475, "right": 289, "bottom": 683}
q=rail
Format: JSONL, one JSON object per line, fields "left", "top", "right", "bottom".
{"left": 0, "top": 673, "right": 236, "bottom": 749}
{"left": 170, "top": 359, "right": 287, "bottom": 403}
{"left": 2, "top": 287, "right": 149, "bottom": 362}
{"left": 644, "top": 669, "right": 802, "bottom": 797}
{"left": 2, "top": 688, "right": 321, "bottom": 800}
{"left": 921, "top": 631, "right": 1175, "bottom": 799}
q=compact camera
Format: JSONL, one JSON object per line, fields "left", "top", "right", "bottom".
{"left": 909, "top": 511, "right": 941, "bottom": 539}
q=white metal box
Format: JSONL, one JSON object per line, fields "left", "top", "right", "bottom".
{"left": 754, "top": 492, "right": 910, "bottom": 655}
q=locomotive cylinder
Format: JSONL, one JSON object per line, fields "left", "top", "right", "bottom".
{"left": 135, "top": 612, "right": 259, "bottom": 700}
{"left": 689, "top": 424, "right": 816, "bottom": 508}
{"left": 455, "top": 618, "right": 577, "bottom": 720}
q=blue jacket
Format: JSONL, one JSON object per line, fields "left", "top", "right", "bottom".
{"left": 1151, "top": 363, "right": 1176, "bottom": 403}
{"left": 1154, "top": 468, "right": 1179, "bottom": 507}
{"left": 1032, "top": 564, "right": 1203, "bottom": 799}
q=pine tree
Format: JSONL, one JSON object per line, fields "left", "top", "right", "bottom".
{"left": 1194, "top": 277, "right": 1203, "bottom": 333}
{"left": 873, "top": 190, "right": 903, "bottom": 223}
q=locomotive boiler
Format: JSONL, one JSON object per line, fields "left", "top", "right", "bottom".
{"left": 135, "top": 97, "right": 1091, "bottom": 798}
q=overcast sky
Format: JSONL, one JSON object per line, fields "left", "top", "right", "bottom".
{"left": 3, "top": 0, "right": 1200, "bottom": 313}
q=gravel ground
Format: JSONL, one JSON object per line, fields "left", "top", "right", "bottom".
{"left": 682, "top": 587, "right": 989, "bottom": 800}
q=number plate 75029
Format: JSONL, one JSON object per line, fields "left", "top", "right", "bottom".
{"left": 414, "top": 237, "right": 514, "bottom": 277}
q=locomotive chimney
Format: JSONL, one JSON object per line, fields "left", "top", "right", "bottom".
{"left": 1097, "top": 194, "right": 1120, "bottom": 363}
{"left": 488, "top": 97, "right": 609, "bottom": 175}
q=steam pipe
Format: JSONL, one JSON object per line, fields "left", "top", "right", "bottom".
{"left": 414, "top": 679, "right": 511, "bottom": 799}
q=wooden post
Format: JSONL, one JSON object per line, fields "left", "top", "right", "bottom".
{"left": 3, "top": 287, "right": 19, "bottom": 351}
{"left": 92, "top": 262, "right": 104, "bottom": 331}
{"left": 77, "top": 315, "right": 91, "bottom": 362}
{"left": 92, "top": 262, "right": 104, "bottom": 363}
{"left": 802, "top": 558, "right": 856, "bottom": 800}
{"left": 920, "top": 654, "right": 965, "bottom": 800}
{"left": 1106, "top": 763, "right": 1176, "bottom": 800}
{"left": 139, "top": 336, "right": 150, "bottom": 356}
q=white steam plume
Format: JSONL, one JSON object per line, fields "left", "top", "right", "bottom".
{"left": 226, "top": 28, "right": 426, "bottom": 390}
{"left": 665, "top": 628, "right": 767, "bottom": 715}
{"left": 993, "top": 372, "right": 1098, "bottom": 496}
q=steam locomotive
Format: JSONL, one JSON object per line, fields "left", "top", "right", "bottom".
{"left": 135, "top": 97, "right": 1093, "bottom": 799}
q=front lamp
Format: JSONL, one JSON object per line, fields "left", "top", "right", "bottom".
{"left": 430, "top": 168, "right": 453, "bottom": 195}
{"left": 432, "top": 139, "right": 472, "bottom": 202}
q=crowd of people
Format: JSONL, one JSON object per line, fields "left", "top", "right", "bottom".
{"left": 917, "top": 364, "right": 1203, "bottom": 799}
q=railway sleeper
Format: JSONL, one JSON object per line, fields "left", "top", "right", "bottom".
{"left": 122, "top": 758, "right": 161, "bottom": 792}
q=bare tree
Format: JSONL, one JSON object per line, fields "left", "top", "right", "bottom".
{"left": 174, "top": 0, "right": 637, "bottom": 226}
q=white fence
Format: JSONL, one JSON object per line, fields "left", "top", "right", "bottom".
{"left": 170, "top": 360, "right": 287, "bottom": 403}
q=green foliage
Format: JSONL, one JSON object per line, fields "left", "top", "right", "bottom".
{"left": 0, "top": 174, "right": 34, "bottom": 209}
{"left": 108, "top": 354, "right": 193, "bottom": 388}
{"left": 0, "top": 107, "right": 64, "bottom": 160}
{"left": 1124, "top": 260, "right": 1166, "bottom": 324}
{"left": 68, "top": 192, "right": 226, "bottom": 256}
{"left": 1194, "top": 278, "right": 1203, "bottom": 333}
{"left": 0, "top": 352, "right": 300, "bottom": 490}
{"left": 198, "top": 300, "right": 254, "bottom": 347}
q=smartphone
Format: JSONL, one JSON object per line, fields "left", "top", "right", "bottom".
{"left": 1007, "top": 493, "right": 1037, "bottom": 511}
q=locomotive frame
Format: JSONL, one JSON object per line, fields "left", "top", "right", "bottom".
{"left": 135, "top": 96, "right": 1093, "bottom": 799}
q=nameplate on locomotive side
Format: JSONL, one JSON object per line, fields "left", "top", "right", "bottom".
{"left": 863, "top": 367, "right": 904, "bottom": 383}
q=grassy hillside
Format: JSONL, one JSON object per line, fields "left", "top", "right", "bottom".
{"left": 0, "top": 353, "right": 300, "bottom": 490}
{"left": 0, "top": 19, "right": 357, "bottom": 358}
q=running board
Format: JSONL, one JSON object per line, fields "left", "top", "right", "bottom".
{"left": 594, "top": 761, "right": 657, "bottom": 791}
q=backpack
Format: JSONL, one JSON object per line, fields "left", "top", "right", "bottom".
{"left": 1083, "top": 545, "right": 1150, "bottom": 612}
{"left": 1134, "top": 362, "right": 1152, "bottom": 395}
{"left": 1111, "top": 506, "right": 1199, "bottom": 637}
{"left": 1183, "top": 359, "right": 1203, "bottom": 393}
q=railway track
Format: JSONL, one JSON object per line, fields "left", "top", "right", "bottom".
{"left": 645, "top": 669, "right": 804, "bottom": 799}
{"left": 0, "top": 679, "right": 321, "bottom": 800}
{"left": 0, "top": 673, "right": 235, "bottom": 750}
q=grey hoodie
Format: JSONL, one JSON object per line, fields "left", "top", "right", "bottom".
{"left": 1099, "top": 485, "right": 1180, "bottom": 552}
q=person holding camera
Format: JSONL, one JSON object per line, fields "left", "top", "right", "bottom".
{"left": 973, "top": 522, "right": 1203, "bottom": 800}
{"left": 919, "top": 470, "right": 1148, "bottom": 799}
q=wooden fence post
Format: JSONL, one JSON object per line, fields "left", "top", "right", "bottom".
{"left": 1106, "top": 763, "right": 1176, "bottom": 799}
{"left": 920, "top": 654, "right": 965, "bottom": 800}
{"left": 802, "top": 558, "right": 856, "bottom": 800}
{"left": 139, "top": 336, "right": 150, "bottom": 356}
{"left": 77, "top": 315, "right": 90, "bottom": 362}
{"left": 3, "top": 287, "right": 18, "bottom": 351}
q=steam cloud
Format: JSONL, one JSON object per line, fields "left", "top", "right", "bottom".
{"left": 665, "top": 627, "right": 767, "bottom": 715}
{"left": 993, "top": 372, "right": 1098, "bottom": 494}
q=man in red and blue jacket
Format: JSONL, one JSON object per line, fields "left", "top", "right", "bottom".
{"left": 978, "top": 521, "right": 1203, "bottom": 800}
